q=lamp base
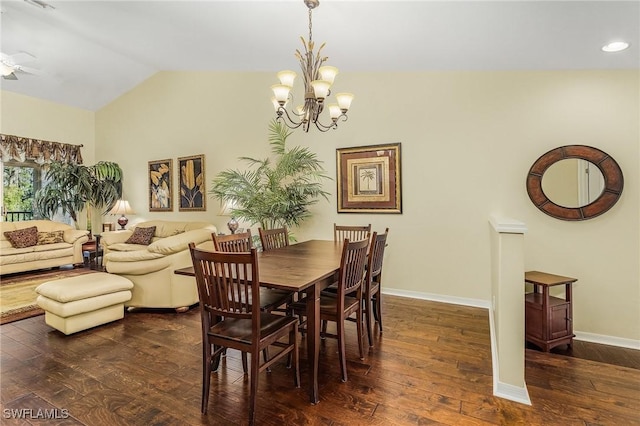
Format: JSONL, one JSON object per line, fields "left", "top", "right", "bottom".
{"left": 227, "top": 218, "right": 239, "bottom": 234}
{"left": 117, "top": 215, "right": 128, "bottom": 230}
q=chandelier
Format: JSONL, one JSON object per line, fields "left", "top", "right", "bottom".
{"left": 271, "top": 0, "right": 354, "bottom": 133}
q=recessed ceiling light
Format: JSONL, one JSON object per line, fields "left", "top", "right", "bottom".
{"left": 602, "top": 41, "right": 630, "bottom": 53}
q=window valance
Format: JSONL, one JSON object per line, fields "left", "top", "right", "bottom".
{"left": 0, "top": 134, "right": 83, "bottom": 164}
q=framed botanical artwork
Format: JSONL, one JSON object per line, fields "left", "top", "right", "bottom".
{"left": 178, "top": 154, "right": 206, "bottom": 211}
{"left": 148, "top": 159, "right": 173, "bottom": 211}
{"left": 336, "top": 143, "right": 402, "bottom": 214}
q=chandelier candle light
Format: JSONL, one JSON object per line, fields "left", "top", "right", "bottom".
{"left": 271, "top": 0, "right": 354, "bottom": 132}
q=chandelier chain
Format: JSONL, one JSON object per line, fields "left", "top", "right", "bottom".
{"left": 308, "top": 7, "right": 313, "bottom": 44}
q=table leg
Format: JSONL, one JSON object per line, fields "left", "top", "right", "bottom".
{"left": 306, "top": 283, "right": 321, "bottom": 404}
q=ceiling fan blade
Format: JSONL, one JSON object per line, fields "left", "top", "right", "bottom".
{"left": 2, "top": 73, "right": 18, "bottom": 80}
{"left": 8, "top": 52, "right": 37, "bottom": 64}
{"left": 16, "top": 65, "right": 43, "bottom": 75}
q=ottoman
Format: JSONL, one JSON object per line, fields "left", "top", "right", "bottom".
{"left": 36, "top": 272, "right": 133, "bottom": 335}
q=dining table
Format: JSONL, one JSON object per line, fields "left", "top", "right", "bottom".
{"left": 175, "top": 239, "right": 344, "bottom": 404}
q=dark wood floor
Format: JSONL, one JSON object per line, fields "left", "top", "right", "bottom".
{"left": 1, "top": 295, "right": 638, "bottom": 425}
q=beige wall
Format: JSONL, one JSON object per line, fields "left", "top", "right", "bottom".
{"left": 0, "top": 91, "right": 96, "bottom": 164}
{"left": 4, "top": 69, "right": 638, "bottom": 342}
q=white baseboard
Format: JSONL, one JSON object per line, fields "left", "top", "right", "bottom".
{"left": 381, "top": 288, "right": 491, "bottom": 309}
{"left": 575, "top": 331, "right": 640, "bottom": 350}
{"left": 494, "top": 381, "right": 532, "bottom": 405}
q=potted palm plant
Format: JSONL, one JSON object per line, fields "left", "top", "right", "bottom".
{"left": 35, "top": 161, "right": 123, "bottom": 230}
{"left": 210, "top": 120, "right": 330, "bottom": 231}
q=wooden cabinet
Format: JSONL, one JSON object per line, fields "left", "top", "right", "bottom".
{"left": 525, "top": 271, "right": 577, "bottom": 352}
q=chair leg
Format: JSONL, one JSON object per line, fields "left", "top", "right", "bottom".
{"left": 249, "top": 350, "right": 260, "bottom": 425}
{"left": 202, "top": 341, "right": 212, "bottom": 414}
{"left": 375, "top": 293, "right": 383, "bottom": 333}
{"left": 263, "top": 348, "right": 271, "bottom": 373}
{"left": 242, "top": 352, "right": 248, "bottom": 374}
{"left": 356, "top": 306, "right": 364, "bottom": 361}
{"left": 364, "top": 297, "right": 373, "bottom": 348}
{"left": 291, "top": 327, "right": 300, "bottom": 387}
{"left": 336, "top": 319, "right": 348, "bottom": 382}
{"left": 212, "top": 344, "right": 223, "bottom": 371}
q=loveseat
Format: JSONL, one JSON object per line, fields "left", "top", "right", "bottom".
{"left": 0, "top": 220, "right": 90, "bottom": 275}
{"left": 101, "top": 220, "right": 216, "bottom": 311}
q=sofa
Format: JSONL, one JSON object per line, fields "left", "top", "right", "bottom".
{"left": 101, "top": 220, "right": 216, "bottom": 311}
{"left": 0, "top": 220, "right": 89, "bottom": 275}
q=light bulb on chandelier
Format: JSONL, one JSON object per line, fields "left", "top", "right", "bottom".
{"left": 271, "top": 0, "right": 354, "bottom": 133}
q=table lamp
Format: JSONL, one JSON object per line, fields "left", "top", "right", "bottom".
{"left": 219, "top": 200, "right": 239, "bottom": 234}
{"left": 109, "top": 200, "right": 135, "bottom": 230}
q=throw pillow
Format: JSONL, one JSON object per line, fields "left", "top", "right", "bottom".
{"left": 125, "top": 226, "right": 156, "bottom": 245}
{"left": 37, "top": 230, "right": 66, "bottom": 245}
{"left": 4, "top": 226, "right": 38, "bottom": 248}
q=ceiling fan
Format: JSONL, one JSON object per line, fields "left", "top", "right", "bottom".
{"left": 1, "top": 51, "right": 42, "bottom": 80}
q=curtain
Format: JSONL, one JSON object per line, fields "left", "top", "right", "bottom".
{"left": 0, "top": 134, "right": 83, "bottom": 164}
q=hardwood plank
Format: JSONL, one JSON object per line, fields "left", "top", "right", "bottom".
{"left": 1, "top": 293, "right": 638, "bottom": 425}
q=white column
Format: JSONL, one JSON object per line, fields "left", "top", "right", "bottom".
{"left": 489, "top": 215, "right": 531, "bottom": 405}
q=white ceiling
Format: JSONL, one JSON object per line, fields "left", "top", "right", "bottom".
{"left": 1, "top": 0, "right": 638, "bottom": 111}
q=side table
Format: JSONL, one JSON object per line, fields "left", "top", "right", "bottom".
{"left": 82, "top": 234, "right": 104, "bottom": 270}
{"left": 525, "top": 270, "right": 578, "bottom": 352}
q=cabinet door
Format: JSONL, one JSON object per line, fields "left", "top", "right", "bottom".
{"left": 549, "top": 304, "right": 570, "bottom": 339}
{"left": 525, "top": 302, "right": 544, "bottom": 340}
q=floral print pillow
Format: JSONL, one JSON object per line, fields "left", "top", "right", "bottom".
{"left": 4, "top": 226, "right": 38, "bottom": 248}
{"left": 125, "top": 226, "right": 156, "bottom": 245}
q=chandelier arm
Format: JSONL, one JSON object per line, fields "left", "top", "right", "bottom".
{"left": 276, "top": 107, "right": 305, "bottom": 130}
{"left": 313, "top": 118, "right": 338, "bottom": 132}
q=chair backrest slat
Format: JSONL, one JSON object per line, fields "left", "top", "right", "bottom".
{"left": 212, "top": 230, "right": 253, "bottom": 252}
{"left": 338, "top": 238, "right": 369, "bottom": 300}
{"left": 189, "top": 243, "right": 260, "bottom": 323}
{"left": 334, "top": 223, "right": 371, "bottom": 243}
{"left": 367, "top": 228, "right": 389, "bottom": 282}
{"left": 259, "top": 226, "right": 289, "bottom": 251}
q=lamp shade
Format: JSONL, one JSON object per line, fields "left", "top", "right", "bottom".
{"left": 336, "top": 93, "right": 354, "bottom": 111}
{"left": 277, "top": 70, "right": 297, "bottom": 87}
{"left": 218, "top": 200, "right": 237, "bottom": 217}
{"left": 109, "top": 200, "right": 135, "bottom": 215}
{"left": 318, "top": 66, "right": 338, "bottom": 84}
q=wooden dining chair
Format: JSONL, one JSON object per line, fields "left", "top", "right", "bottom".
{"left": 334, "top": 223, "right": 371, "bottom": 243}
{"left": 188, "top": 244, "right": 300, "bottom": 424}
{"left": 292, "top": 238, "right": 369, "bottom": 382}
{"left": 258, "top": 226, "right": 289, "bottom": 251}
{"left": 212, "top": 230, "right": 253, "bottom": 253}
{"left": 212, "top": 230, "right": 294, "bottom": 313}
{"left": 363, "top": 229, "right": 389, "bottom": 347}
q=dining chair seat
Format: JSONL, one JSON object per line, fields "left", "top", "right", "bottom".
{"left": 209, "top": 312, "right": 298, "bottom": 342}
{"left": 292, "top": 293, "right": 360, "bottom": 318}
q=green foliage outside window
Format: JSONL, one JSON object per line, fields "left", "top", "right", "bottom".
{"left": 3, "top": 166, "right": 35, "bottom": 212}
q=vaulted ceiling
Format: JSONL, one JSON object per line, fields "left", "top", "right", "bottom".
{"left": 1, "top": 0, "right": 637, "bottom": 111}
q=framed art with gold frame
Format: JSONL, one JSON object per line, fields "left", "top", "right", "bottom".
{"left": 336, "top": 143, "right": 402, "bottom": 213}
{"left": 148, "top": 159, "right": 173, "bottom": 212}
{"left": 178, "top": 154, "right": 206, "bottom": 211}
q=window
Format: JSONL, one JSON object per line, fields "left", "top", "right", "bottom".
{"left": 2, "top": 161, "right": 42, "bottom": 221}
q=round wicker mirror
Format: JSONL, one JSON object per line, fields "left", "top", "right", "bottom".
{"left": 526, "top": 145, "right": 623, "bottom": 221}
